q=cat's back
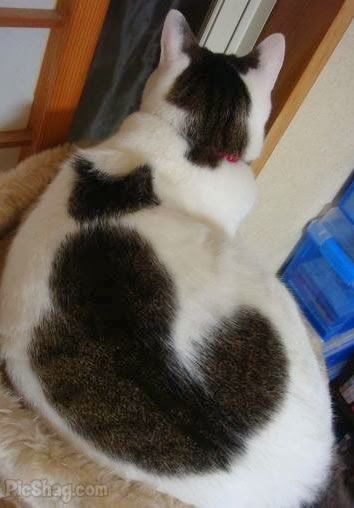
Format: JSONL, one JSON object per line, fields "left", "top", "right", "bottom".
{"left": 0, "top": 151, "right": 334, "bottom": 508}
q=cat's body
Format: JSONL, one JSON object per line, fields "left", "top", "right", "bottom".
{"left": 0, "top": 11, "right": 334, "bottom": 508}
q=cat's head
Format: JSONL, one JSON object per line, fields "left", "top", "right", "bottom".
{"left": 141, "top": 10, "right": 285, "bottom": 166}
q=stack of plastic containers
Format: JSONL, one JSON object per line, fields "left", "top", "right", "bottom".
{"left": 282, "top": 174, "right": 354, "bottom": 380}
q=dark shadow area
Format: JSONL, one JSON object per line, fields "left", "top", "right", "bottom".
{"left": 70, "top": 0, "right": 214, "bottom": 143}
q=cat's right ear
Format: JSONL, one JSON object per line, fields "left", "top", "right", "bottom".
{"left": 255, "top": 33, "right": 285, "bottom": 90}
{"left": 160, "top": 10, "right": 196, "bottom": 65}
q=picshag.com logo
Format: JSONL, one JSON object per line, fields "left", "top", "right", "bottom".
{"left": 4, "top": 479, "right": 109, "bottom": 503}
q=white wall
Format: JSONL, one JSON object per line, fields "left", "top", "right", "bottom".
{"left": 0, "top": 0, "right": 56, "bottom": 171}
{"left": 240, "top": 21, "right": 354, "bottom": 273}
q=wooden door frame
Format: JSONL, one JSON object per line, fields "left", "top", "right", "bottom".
{"left": 20, "top": 0, "right": 110, "bottom": 160}
{"left": 0, "top": 1, "right": 109, "bottom": 156}
{"left": 252, "top": 0, "right": 354, "bottom": 175}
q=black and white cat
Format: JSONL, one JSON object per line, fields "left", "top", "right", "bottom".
{"left": 0, "top": 10, "right": 334, "bottom": 508}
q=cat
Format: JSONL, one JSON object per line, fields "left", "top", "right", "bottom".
{"left": 0, "top": 10, "right": 335, "bottom": 508}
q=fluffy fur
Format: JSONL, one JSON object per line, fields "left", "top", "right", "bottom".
{"left": 0, "top": 10, "right": 334, "bottom": 508}
{"left": 0, "top": 149, "right": 330, "bottom": 508}
{"left": 0, "top": 145, "right": 72, "bottom": 236}
{"left": 0, "top": 147, "right": 186, "bottom": 508}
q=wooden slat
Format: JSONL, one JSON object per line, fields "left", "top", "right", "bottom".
{"left": 0, "top": 129, "right": 32, "bottom": 149}
{"left": 252, "top": 0, "right": 354, "bottom": 176}
{"left": 257, "top": 0, "right": 345, "bottom": 131}
{"left": 0, "top": 8, "right": 63, "bottom": 28}
{"left": 20, "top": 0, "right": 110, "bottom": 160}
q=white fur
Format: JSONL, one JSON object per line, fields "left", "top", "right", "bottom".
{"left": 159, "top": 10, "right": 191, "bottom": 65}
{"left": 0, "top": 13, "right": 332, "bottom": 508}
{"left": 0, "top": 109, "right": 333, "bottom": 507}
{"left": 242, "top": 33, "right": 285, "bottom": 161}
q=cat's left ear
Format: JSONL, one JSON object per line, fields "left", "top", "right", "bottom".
{"left": 255, "top": 33, "right": 285, "bottom": 90}
{"left": 160, "top": 10, "right": 197, "bottom": 65}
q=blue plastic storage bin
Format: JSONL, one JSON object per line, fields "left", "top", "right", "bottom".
{"left": 325, "top": 329, "right": 354, "bottom": 381}
{"left": 281, "top": 173, "right": 354, "bottom": 379}
{"left": 282, "top": 207, "right": 354, "bottom": 340}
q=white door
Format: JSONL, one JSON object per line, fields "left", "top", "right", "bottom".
{"left": 201, "top": 0, "right": 277, "bottom": 55}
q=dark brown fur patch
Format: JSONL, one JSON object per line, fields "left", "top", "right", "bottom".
{"left": 30, "top": 225, "right": 288, "bottom": 474}
{"left": 167, "top": 46, "right": 259, "bottom": 167}
{"left": 68, "top": 156, "right": 159, "bottom": 221}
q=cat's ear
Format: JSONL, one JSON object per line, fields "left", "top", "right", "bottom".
{"left": 160, "top": 10, "right": 196, "bottom": 65}
{"left": 256, "top": 33, "right": 285, "bottom": 90}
